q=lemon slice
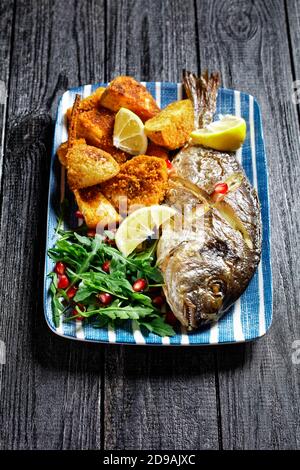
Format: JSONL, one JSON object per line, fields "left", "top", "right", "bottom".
{"left": 113, "top": 107, "right": 148, "bottom": 155}
{"left": 115, "top": 205, "right": 177, "bottom": 257}
{"left": 190, "top": 115, "right": 246, "bottom": 151}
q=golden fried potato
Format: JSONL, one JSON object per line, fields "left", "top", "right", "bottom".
{"left": 75, "top": 108, "right": 129, "bottom": 164}
{"left": 57, "top": 139, "right": 86, "bottom": 166}
{"left": 76, "top": 108, "right": 115, "bottom": 147}
{"left": 67, "top": 144, "right": 119, "bottom": 190}
{"left": 74, "top": 185, "right": 120, "bottom": 229}
{"left": 66, "top": 87, "right": 106, "bottom": 122}
{"left": 100, "top": 76, "right": 160, "bottom": 122}
{"left": 144, "top": 99, "right": 194, "bottom": 150}
{"left": 146, "top": 141, "right": 169, "bottom": 160}
{"left": 101, "top": 155, "right": 168, "bottom": 211}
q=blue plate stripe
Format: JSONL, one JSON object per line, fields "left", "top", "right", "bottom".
{"left": 43, "top": 82, "right": 273, "bottom": 345}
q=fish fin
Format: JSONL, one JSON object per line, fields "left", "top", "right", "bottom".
{"left": 183, "top": 70, "right": 220, "bottom": 129}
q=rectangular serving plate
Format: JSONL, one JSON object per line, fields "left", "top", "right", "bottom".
{"left": 44, "top": 81, "right": 272, "bottom": 345}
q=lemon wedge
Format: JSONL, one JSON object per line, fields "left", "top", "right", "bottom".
{"left": 190, "top": 115, "right": 246, "bottom": 151}
{"left": 113, "top": 107, "right": 148, "bottom": 155}
{"left": 115, "top": 205, "right": 177, "bottom": 257}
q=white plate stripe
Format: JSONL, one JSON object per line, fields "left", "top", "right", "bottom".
{"left": 83, "top": 84, "right": 92, "bottom": 98}
{"left": 75, "top": 321, "right": 85, "bottom": 340}
{"left": 108, "top": 324, "right": 116, "bottom": 343}
{"left": 161, "top": 336, "right": 170, "bottom": 345}
{"left": 180, "top": 326, "right": 190, "bottom": 345}
{"left": 234, "top": 90, "right": 242, "bottom": 165}
{"left": 232, "top": 90, "right": 245, "bottom": 342}
{"left": 177, "top": 83, "right": 183, "bottom": 100}
{"left": 132, "top": 320, "right": 146, "bottom": 344}
{"left": 249, "top": 95, "right": 266, "bottom": 336}
{"left": 209, "top": 322, "right": 219, "bottom": 344}
{"left": 155, "top": 82, "right": 161, "bottom": 108}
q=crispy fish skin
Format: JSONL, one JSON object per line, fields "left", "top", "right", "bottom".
{"left": 157, "top": 71, "right": 262, "bottom": 329}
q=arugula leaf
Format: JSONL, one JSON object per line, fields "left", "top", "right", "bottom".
{"left": 48, "top": 227, "right": 176, "bottom": 337}
{"left": 139, "top": 317, "right": 175, "bottom": 337}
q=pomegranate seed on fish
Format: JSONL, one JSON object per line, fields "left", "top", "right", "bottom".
{"left": 67, "top": 285, "right": 78, "bottom": 299}
{"left": 132, "top": 278, "right": 147, "bottom": 292}
{"left": 98, "top": 292, "right": 113, "bottom": 305}
{"left": 214, "top": 182, "right": 228, "bottom": 194}
{"left": 87, "top": 229, "right": 96, "bottom": 237}
{"left": 165, "top": 310, "right": 178, "bottom": 326}
{"left": 57, "top": 274, "right": 70, "bottom": 289}
{"left": 55, "top": 261, "right": 65, "bottom": 275}
{"left": 211, "top": 182, "right": 229, "bottom": 202}
{"left": 102, "top": 260, "right": 110, "bottom": 273}
{"left": 152, "top": 295, "right": 165, "bottom": 308}
{"left": 75, "top": 210, "right": 84, "bottom": 219}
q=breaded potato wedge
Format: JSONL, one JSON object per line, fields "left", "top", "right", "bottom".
{"left": 101, "top": 155, "right": 168, "bottom": 211}
{"left": 66, "top": 87, "right": 106, "bottom": 122}
{"left": 75, "top": 108, "right": 129, "bottom": 164}
{"left": 57, "top": 138, "right": 86, "bottom": 166}
{"left": 146, "top": 141, "right": 169, "bottom": 160}
{"left": 144, "top": 99, "right": 194, "bottom": 150}
{"left": 100, "top": 76, "right": 160, "bottom": 121}
{"left": 76, "top": 108, "right": 115, "bottom": 147}
{"left": 74, "top": 185, "right": 120, "bottom": 229}
{"left": 67, "top": 144, "right": 120, "bottom": 190}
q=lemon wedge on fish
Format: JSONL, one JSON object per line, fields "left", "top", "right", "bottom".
{"left": 115, "top": 205, "right": 177, "bottom": 257}
{"left": 190, "top": 115, "right": 246, "bottom": 151}
{"left": 113, "top": 107, "right": 148, "bottom": 155}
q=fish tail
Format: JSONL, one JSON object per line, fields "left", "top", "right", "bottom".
{"left": 183, "top": 70, "right": 220, "bottom": 129}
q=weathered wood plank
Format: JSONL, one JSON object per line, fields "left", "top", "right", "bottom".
{"left": 285, "top": 0, "right": 300, "bottom": 82}
{"left": 195, "top": 0, "right": 300, "bottom": 449}
{"left": 104, "top": 0, "right": 219, "bottom": 451}
{"left": 0, "top": 0, "right": 106, "bottom": 450}
{"left": 0, "top": 0, "right": 14, "bottom": 184}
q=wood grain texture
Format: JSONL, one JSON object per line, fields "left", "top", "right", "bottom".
{"left": 0, "top": 0, "right": 14, "bottom": 183}
{"left": 285, "top": 0, "right": 300, "bottom": 82}
{"left": 0, "top": 0, "right": 107, "bottom": 450}
{"left": 103, "top": 0, "right": 219, "bottom": 451}
{"left": 195, "top": 0, "right": 300, "bottom": 449}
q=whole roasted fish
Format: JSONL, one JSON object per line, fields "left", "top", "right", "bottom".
{"left": 157, "top": 71, "right": 261, "bottom": 329}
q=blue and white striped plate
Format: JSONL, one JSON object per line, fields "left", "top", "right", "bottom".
{"left": 44, "top": 81, "right": 272, "bottom": 345}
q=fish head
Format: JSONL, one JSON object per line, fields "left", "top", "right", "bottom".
{"left": 162, "top": 238, "right": 235, "bottom": 329}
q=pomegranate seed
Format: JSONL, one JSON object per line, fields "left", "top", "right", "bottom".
{"left": 132, "top": 278, "right": 147, "bottom": 292}
{"left": 75, "top": 210, "right": 84, "bottom": 219}
{"left": 55, "top": 261, "right": 65, "bottom": 275}
{"left": 87, "top": 229, "right": 96, "bottom": 237}
{"left": 98, "top": 292, "right": 113, "bottom": 305}
{"left": 213, "top": 182, "right": 228, "bottom": 195}
{"left": 57, "top": 274, "right": 70, "bottom": 289}
{"left": 166, "top": 159, "right": 173, "bottom": 170}
{"left": 152, "top": 295, "right": 165, "bottom": 308}
{"left": 73, "top": 304, "right": 86, "bottom": 321}
{"left": 102, "top": 260, "right": 110, "bottom": 273}
{"left": 104, "top": 236, "right": 116, "bottom": 246}
{"left": 165, "top": 310, "right": 178, "bottom": 326}
{"left": 67, "top": 285, "right": 78, "bottom": 299}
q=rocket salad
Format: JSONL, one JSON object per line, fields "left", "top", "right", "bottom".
{"left": 48, "top": 228, "right": 176, "bottom": 337}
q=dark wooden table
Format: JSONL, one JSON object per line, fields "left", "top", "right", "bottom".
{"left": 0, "top": 0, "right": 299, "bottom": 450}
